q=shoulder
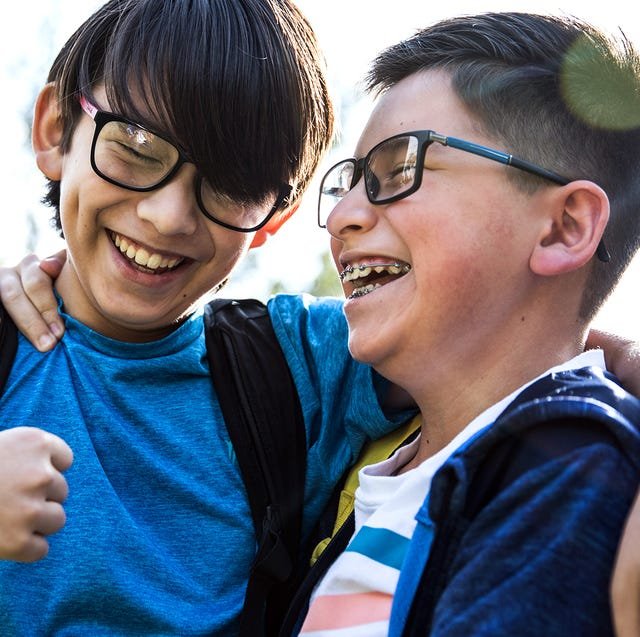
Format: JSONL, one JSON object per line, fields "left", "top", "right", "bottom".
{"left": 430, "top": 369, "right": 640, "bottom": 526}
{"left": 470, "top": 366, "right": 640, "bottom": 474}
{"left": 267, "top": 293, "right": 347, "bottom": 346}
{"left": 267, "top": 293, "right": 344, "bottom": 322}
{"left": 417, "top": 370, "right": 640, "bottom": 636}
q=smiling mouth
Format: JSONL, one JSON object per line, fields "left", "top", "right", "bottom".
{"left": 340, "top": 261, "right": 412, "bottom": 299}
{"left": 110, "top": 231, "right": 186, "bottom": 274}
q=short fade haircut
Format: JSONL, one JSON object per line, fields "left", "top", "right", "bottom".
{"left": 43, "top": 0, "right": 334, "bottom": 233}
{"left": 366, "top": 12, "right": 640, "bottom": 321}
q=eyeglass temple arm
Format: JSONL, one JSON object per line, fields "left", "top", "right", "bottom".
{"left": 438, "top": 133, "right": 610, "bottom": 263}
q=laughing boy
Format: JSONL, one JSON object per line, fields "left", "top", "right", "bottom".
{"left": 292, "top": 12, "right": 640, "bottom": 636}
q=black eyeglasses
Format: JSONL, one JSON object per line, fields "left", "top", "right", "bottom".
{"left": 79, "top": 96, "right": 291, "bottom": 232}
{"left": 318, "top": 129, "right": 610, "bottom": 262}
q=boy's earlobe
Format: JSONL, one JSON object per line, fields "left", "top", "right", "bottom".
{"left": 32, "top": 83, "right": 64, "bottom": 181}
{"left": 530, "top": 181, "right": 609, "bottom": 276}
{"left": 249, "top": 203, "right": 300, "bottom": 249}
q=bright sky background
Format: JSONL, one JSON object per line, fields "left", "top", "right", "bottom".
{"left": 1, "top": 0, "right": 639, "bottom": 338}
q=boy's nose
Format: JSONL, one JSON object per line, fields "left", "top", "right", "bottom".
{"left": 136, "top": 164, "right": 200, "bottom": 236}
{"left": 326, "top": 187, "right": 377, "bottom": 238}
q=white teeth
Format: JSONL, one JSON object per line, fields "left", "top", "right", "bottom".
{"left": 147, "top": 254, "right": 162, "bottom": 269}
{"left": 134, "top": 248, "right": 150, "bottom": 266}
{"left": 346, "top": 266, "right": 372, "bottom": 280}
{"left": 110, "top": 232, "right": 184, "bottom": 272}
{"left": 342, "top": 261, "right": 412, "bottom": 299}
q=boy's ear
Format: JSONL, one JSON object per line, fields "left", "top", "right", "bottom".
{"left": 530, "top": 181, "right": 609, "bottom": 276}
{"left": 249, "top": 202, "right": 300, "bottom": 249}
{"left": 32, "top": 83, "right": 64, "bottom": 181}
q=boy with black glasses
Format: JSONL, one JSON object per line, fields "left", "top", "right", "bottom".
{"left": 283, "top": 12, "right": 640, "bottom": 636}
{"left": 0, "top": 1, "right": 411, "bottom": 635}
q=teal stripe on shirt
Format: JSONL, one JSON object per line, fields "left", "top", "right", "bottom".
{"left": 346, "top": 527, "right": 410, "bottom": 570}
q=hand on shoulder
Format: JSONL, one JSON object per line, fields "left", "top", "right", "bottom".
{"left": 0, "top": 250, "right": 66, "bottom": 352}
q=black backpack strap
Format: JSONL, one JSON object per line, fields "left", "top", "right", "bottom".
{"left": 204, "top": 298, "right": 306, "bottom": 637}
{"left": 0, "top": 303, "right": 18, "bottom": 395}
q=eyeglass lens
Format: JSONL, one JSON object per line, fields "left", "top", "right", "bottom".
{"left": 318, "top": 134, "right": 420, "bottom": 227}
{"left": 95, "top": 121, "right": 180, "bottom": 188}
{"left": 94, "top": 119, "right": 279, "bottom": 231}
{"left": 318, "top": 160, "right": 355, "bottom": 228}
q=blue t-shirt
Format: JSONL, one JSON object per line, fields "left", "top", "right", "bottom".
{"left": 0, "top": 293, "right": 396, "bottom": 636}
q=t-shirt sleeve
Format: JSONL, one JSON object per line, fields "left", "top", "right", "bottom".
{"left": 268, "top": 293, "right": 404, "bottom": 446}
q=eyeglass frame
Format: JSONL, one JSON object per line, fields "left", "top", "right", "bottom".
{"left": 318, "top": 129, "right": 610, "bottom": 263}
{"left": 78, "top": 95, "right": 292, "bottom": 233}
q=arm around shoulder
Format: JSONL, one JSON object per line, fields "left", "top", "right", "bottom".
{"left": 0, "top": 251, "right": 66, "bottom": 352}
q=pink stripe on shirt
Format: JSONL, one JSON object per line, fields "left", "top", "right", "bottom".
{"left": 300, "top": 592, "right": 392, "bottom": 632}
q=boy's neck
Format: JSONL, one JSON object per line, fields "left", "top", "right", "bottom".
{"left": 381, "top": 314, "right": 588, "bottom": 465}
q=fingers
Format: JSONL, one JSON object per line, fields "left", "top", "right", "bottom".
{"left": 586, "top": 327, "right": 631, "bottom": 352}
{"left": 0, "top": 531, "right": 52, "bottom": 563}
{"left": 0, "top": 503, "right": 67, "bottom": 563}
{"left": 0, "top": 500, "right": 64, "bottom": 563}
{"left": 19, "top": 535, "right": 51, "bottom": 563}
{"left": 0, "top": 253, "right": 64, "bottom": 352}
{"left": 0, "top": 428, "right": 73, "bottom": 562}
{"left": 48, "top": 431, "right": 74, "bottom": 474}
{"left": 21, "top": 430, "right": 73, "bottom": 502}
{"left": 38, "top": 249, "right": 67, "bottom": 279}
{"left": 19, "top": 253, "right": 65, "bottom": 340}
{"left": 43, "top": 463, "right": 70, "bottom": 505}
{"left": 35, "top": 501, "right": 67, "bottom": 538}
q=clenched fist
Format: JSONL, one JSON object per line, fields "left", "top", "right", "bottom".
{"left": 0, "top": 427, "right": 73, "bottom": 562}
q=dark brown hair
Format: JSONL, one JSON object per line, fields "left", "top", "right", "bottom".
{"left": 44, "top": 0, "right": 334, "bottom": 233}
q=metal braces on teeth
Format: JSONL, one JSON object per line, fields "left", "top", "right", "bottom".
{"left": 340, "top": 262, "right": 411, "bottom": 281}
{"left": 350, "top": 283, "right": 381, "bottom": 298}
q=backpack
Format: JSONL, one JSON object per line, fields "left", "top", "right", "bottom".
{"left": 0, "top": 298, "right": 305, "bottom": 637}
